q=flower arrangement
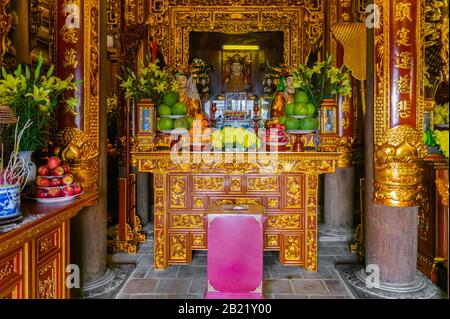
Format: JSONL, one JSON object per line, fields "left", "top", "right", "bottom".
{"left": 433, "top": 130, "right": 449, "bottom": 158}
{"left": 0, "top": 52, "right": 79, "bottom": 151}
{"left": 118, "top": 56, "right": 175, "bottom": 104}
{"left": 292, "top": 53, "right": 352, "bottom": 107}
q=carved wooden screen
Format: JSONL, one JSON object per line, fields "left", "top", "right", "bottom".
{"left": 146, "top": 0, "right": 325, "bottom": 66}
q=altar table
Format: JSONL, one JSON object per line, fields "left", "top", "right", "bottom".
{"left": 131, "top": 151, "right": 340, "bottom": 271}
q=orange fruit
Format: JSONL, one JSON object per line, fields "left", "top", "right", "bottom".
{"left": 195, "top": 113, "right": 204, "bottom": 120}
{"left": 201, "top": 120, "right": 208, "bottom": 127}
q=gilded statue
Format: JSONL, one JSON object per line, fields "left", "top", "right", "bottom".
{"left": 224, "top": 53, "right": 250, "bottom": 93}
{"left": 175, "top": 66, "right": 203, "bottom": 117}
{"left": 271, "top": 73, "right": 295, "bottom": 118}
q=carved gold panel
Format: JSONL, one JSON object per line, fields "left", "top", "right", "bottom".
{"left": 192, "top": 176, "right": 225, "bottom": 192}
{"left": 169, "top": 175, "right": 187, "bottom": 209}
{"left": 170, "top": 214, "right": 204, "bottom": 229}
{"left": 210, "top": 197, "right": 262, "bottom": 206}
{"left": 267, "top": 214, "right": 302, "bottom": 230}
{"left": 285, "top": 175, "right": 304, "bottom": 209}
{"left": 192, "top": 196, "right": 206, "bottom": 210}
{"left": 169, "top": 233, "right": 188, "bottom": 261}
{"left": 0, "top": 250, "right": 22, "bottom": 287}
{"left": 229, "top": 176, "right": 242, "bottom": 192}
{"left": 247, "top": 176, "right": 279, "bottom": 192}
{"left": 147, "top": 1, "right": 324, "bottom": 67}
{"left": 265, "top": 234, "right": 280, "bottom": 249}
{"left": 37, "top": 227, "right": 60, "bottom": 261}
{"left": 266, "top": 197, "right": 280, "bottom": 210}
{"left": 191, "top": 233, "right": 206, "bottom": 249}
{"left": 38, "top": 257, "right": 58, "bottom": 299}
{"left": 282, "top": 234, "right": 304, "bottom": 263}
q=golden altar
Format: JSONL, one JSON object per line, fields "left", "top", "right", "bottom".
{"left": 131, "top": 151, "right": 340, "bottom": 271}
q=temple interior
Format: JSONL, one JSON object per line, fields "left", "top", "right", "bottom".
{"left": 0, "top": 0, "right": 449, "bottom": 301}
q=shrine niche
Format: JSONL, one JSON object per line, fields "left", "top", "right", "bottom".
{"left": 146, "top": 0, "right": 325, "bottom": 67}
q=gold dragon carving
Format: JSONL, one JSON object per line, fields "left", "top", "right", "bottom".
{"left": 268, "top": 215, "right": 301, "bottom": 229}
{"left": 193, "top": 176, "right": 225, "bottom": 192}
{"left": 247, "top": 177, "right": 278, "bottom": 192}
{"left": 170, "top": 214, "right": 204, "bottom": 229}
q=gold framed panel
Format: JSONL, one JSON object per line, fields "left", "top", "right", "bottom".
{"left": 147, "top": 1, "right": 324, "bottom": 67}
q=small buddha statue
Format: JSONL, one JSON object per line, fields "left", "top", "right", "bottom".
{"left": 176, "top": 67, "right": 203, "bottom": 117}
{"left": 270, "top": 74, "right": 295, "bottom": 118}
{"left": 225, "top": 54, "right": 250, "bottom": 93}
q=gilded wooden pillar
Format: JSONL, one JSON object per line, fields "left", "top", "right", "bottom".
{"left": 54, "top": 0, "right": 100, "bottom": 194}
{"left": 373, "top": 0, "right": 426, "bottom": 207}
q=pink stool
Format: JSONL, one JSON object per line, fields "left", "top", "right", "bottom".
{"left": 205, "top": 204, "right": 266, "bottom": 299}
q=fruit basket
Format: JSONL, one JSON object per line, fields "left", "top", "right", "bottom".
{"left": 24, "top": 157, "right": 83, "bottom": 203}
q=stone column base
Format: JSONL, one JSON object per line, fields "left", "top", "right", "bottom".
{"left": 74, "top": 265, "right": 134, "bottom": 299}
{"left": 319, "top": 224, "right": 354, "bottom": 242}
{"left": 338, "top": 265, "right": 445, "bottom": 299}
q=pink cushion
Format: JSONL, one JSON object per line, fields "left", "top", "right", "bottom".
{"left": 205, "top": 214, "right": 265, "bottom": 298}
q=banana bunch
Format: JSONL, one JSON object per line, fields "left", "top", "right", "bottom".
{"left": 434, "top": 102, "right": 449, "bottom": 125}
{"left": 211, "top": 127, "right": 261, "bottom": 149}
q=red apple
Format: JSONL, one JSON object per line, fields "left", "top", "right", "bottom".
{"left": 37, "top": 165, "right": 50, "bottom": 176}
{"left": 47, "top": 157, "right": 61, "bottom": 170}
{"left": 36, "top": 189, "right": 48, "bottom": 198}
{"left": 62, "top": 174, "right": 74, "bottom": 186}
{"left": 52, "top": 167, "right": 65, "bottom": 176}
{"left": 62, "top": 186, "right": 74, "bottom": 197}
{"left": 36, "top": 177, "right": 50, "bottom": 187}
{"left": 50, "top": 178, "right": 62, "bottom": 187}
{"left": 61, "top": 163, "right": 70, "bottom": 174}
{"left": 72, "top": 183, "right": 82, "bottom": 195}
{"left": 47, "top": 188, "right": 62, "bottom": 198}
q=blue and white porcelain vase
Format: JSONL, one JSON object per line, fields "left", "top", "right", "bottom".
{"left": 18, "top": 151, "right": 36, "bottom": 183}
{"left": 0, "top": 184, "right": 21, "bottom": 220}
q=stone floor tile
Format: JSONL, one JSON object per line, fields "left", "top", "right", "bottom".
{"left": 309, "top": 295, "right": 346, "bottom": 299}
{"left": 318, "top": 246, "right": 345, "bottom": 256}
{"left": 317, "top": 256, "right": 336, "bottom": 267}
{"left": 323, "top": 279, "right": 350, "bottom": 296}
{"left": 333, "top": 254, "right": 360, "bottom": 265}
{"left": 167, "top": 294, "right": 203, "bottom": 299}
{"left": 121, "top": 279, "right": 158, "bottom": 294}
{"left": 131, "top": 294, "right": 168, "bottom": 299}
{"left": 137, "top": 255, "right": 154, "bottom": 268}
{"left": 268, "top": 265, "right": 302, "bottom": 279}
{"left": 155, "top": 278, "right": 192, "bottom": 294}
{"left": 263, "top": 266, "right": 271, "bottom": 279}
{"left": 145, "top": 266, "right": 180, "bottom": 278}
{"left": 272, "top": 294, "right": 310, "bottom": 299}
{"left": 191, "top": 255, "right": 207, "bottom": 266}
{"left": 131, "top": 267, "right": 148, "bottom": 279}
{"left": 298, "top": 267, "right": 335, "bottom": 279}
{"left": 115, "top": 293, "right": 131, "bottom": 299}
{"left": 107, "top": 253, "right": 141, "bottom": 265}
{"left": 177, "top": 266, "right": 207, "bottom": 279}
{"left": 263, "top": 279, "right": 294, "bottom": 294}
{"left": 189, "top": 279, "right": 207, "bottom": 294}
{"left": 291, "top": 279, "right": 329, "bottom": 295}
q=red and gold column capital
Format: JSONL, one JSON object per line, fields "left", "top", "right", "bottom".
{"left": 373, "top": 0, "right": 427, "bottom": 207}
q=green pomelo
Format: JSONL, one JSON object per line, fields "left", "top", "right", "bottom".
{"left": 158, "top": 104, "right": 172, "bottom": 116}
{"left": 163, "top": 91, "right": 180, "bottom": 107}
{"left": 285, "top": 117, "right": 300, "bottom": 130}
{"left": 306, "top": 103, "right": 316, "bottom": 116}
{"left": 279, "top": 116, "right": 287, "bottom": 125}
{"left": 294, "top": 91, "right": 309, "bottom": 104}
{"left": 294, "top": 103, "right": 308, "bottom": 116}
{"left": 174, "top": 117, "right": 189, "bottom": 129}
{"left": 284, "top": 103, "right": 295, "bottom": 116}
{"left": 158, "top": 118, "right": 174, "bottom": 130}
{"left": 300, "top": 117, "right": 318, "bottom": 130}
{"left": 172, "top": 102, "right": 188, "bottom": 115}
